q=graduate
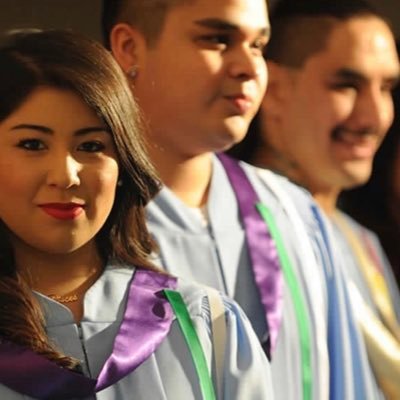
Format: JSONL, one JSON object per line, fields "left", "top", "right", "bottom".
{"left": 340, "top": 79, "right": 400, "bottom": 282}
{"left": 0, "top": 30, "right": 274, "bottom": 400}
{"left": 229, "top": 0, "right": 400, "bottom": 397}
{"left": 102, "top": 0, "right": 377, "bottom": 398}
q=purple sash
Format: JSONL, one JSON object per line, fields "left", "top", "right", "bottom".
{"left": 0, "top": 269, "right": 177, "bottom": 399}
{"left": 217, "top": 153, "right": 283, "bottom": 357}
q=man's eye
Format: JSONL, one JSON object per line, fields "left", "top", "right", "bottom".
{"left": 208, "top": 35, "right": 229, "bottom": 44}
{"left": 17, "top": 139, "right": 46, "bottom": 151}
{"left": 199, "top": 34, "right": 230, "bottom": 48}
{"left": 381, "top": 82, "right": 397, "bottom": 93}
{"left": 78, "top": 141, "right": 105, "bottom": 152}
{"left": 331, "top": 82, "right": 359, "bottom": 91}
{"left": 252, "top": 38, "right": 267, "bottom": 53}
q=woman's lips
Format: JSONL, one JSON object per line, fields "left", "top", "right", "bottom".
{"left": 39, "top": 203, "right": 84, "bottom": 220}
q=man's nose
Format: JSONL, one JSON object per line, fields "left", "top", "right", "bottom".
{"left": 228, "top": 45, "right": 266, "bottom": 81}
{"left": 352, "top": 86, "right": 394, "bottom": 134}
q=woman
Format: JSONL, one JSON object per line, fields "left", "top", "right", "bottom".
{"left": 0, "top": 30, "right": 272, "bottom": 400}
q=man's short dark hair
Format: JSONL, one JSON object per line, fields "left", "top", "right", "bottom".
{"left": 267, "top": 0, "right": 391, "bottom": 67}
{"left": 101, "top": 0, "right": 192, "bottom": 48}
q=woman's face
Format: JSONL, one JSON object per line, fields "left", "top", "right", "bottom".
{"left": 0, "top": 86, "right": 119, "bottom": 256}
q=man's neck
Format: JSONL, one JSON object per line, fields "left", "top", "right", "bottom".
{"left": 312, "top": 190, "right": 340, "bottom": 216}
{"left": 253, "top": 141, "right": 301, "bottom": 182}
{"left": 253, "top": 143, "right": 340, "bottom": 215}
{"left": 150, "top": 147, "right": 213, "bottom": 208}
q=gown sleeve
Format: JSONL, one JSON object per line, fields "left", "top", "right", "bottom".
{"left": 179, "top": 282, "right": 275, "bottom": 400}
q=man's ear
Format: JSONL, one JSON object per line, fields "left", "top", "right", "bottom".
{"left": 109, "top": 23, "right": 147, "bottom": 73}
{"left": 260, "top": 61, "right": 290, "bottom": 118}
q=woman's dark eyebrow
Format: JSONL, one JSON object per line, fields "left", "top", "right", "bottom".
{"left": 10, "top": 124, "right": 53, "bottom": 134}
{"left": 74, "top": 127, "right": 111, "bottom": 136}
{"left": 9, "top": 124, "right": 110, "bottom": 136}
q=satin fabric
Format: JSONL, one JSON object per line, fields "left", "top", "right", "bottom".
{"left": 0, "top": 265, "right": 274, "bottom": 400}
{"left": 0, "top": 269, "right": 177, "bottom": 399}
{"left": 147, "top": 155, "right": 332, "bottom": 400}
{"left": 218, "top": 153, "right": 284, "bottom": 357}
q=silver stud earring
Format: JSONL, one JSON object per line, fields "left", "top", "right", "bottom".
{"left": 117, "top": 179, "right": 123, "bottom": 187}
{"left": 127, "top": 65, "right": 139, "bottom": 79}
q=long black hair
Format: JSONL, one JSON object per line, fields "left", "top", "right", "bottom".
{"left": 0, "top": 29, "right": 161, "bottom": 369}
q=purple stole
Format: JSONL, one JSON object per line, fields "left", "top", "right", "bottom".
{"left": 217, "top": 153, "right": 284, "bottom": 358}
{"left": 0, "top": 269, "right": 177, "bottom": 399}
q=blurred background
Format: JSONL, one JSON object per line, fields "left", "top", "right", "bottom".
{"left": 0, "top": 0, "right": 399, "bottom": 42}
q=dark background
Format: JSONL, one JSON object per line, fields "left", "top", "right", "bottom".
{"left": 0, "top": 0, "right": 102, "bottom": 40}
{"left": 0, "top": 0, "right": 399, "bottom": 42}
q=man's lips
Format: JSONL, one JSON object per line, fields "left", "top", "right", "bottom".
{"left": 38, "top": 203, "right": 85, "bottom": 220}
{"left": 224, "top": 94, "right": 253, "bottom": 114}
{"left": 332, "top": 129, "right": 380, "bottom": 159}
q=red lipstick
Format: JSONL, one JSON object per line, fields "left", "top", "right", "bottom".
{"left": 39, "top": 203, "right": 84, "bottom": 220}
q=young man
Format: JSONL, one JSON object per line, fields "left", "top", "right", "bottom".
{"left": 103, "top": 0, "right": 381, "bottom": 398}
{"left": 230, "top": 0, "right": 400, "bottom": 397}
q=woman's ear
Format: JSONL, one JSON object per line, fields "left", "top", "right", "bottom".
{"left": 109, "top": 23, "right": 147, "bottom": 75}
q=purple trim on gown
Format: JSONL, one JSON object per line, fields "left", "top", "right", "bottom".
{"left": 217, "top": 153, "right": 284, "bottom": 357}
{"left": 0, "top": 269, "right": 177, "bottom": 399}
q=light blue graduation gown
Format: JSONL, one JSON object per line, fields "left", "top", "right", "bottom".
{"left": 0, "top": 265, "right": 273, "bottom": 400}
{"left": 332, "top": 211, "right": 400, "bottom": 319}
{"left": 147, "top": 155, "right": 388, "bottom": 399}
{"left": 147, "top": 156, "right": 331, "bottom": 400}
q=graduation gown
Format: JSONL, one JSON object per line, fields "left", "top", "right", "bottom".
{"left": 331, "top": 211, "right": 400, "bottom": 398}
{"left": 0, "top": 265, "right": 274, "bottom": 400}
{"left": 147, "top": 154, "right": 387, "bottom": 399}
{"left": 147, "top": 155, "right": 331, "bottom": 400}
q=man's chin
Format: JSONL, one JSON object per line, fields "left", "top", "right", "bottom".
{"left": 211, "top": 130, "right": 247, "bottom": 154}
{"left": 340, "top": 164, "right": 373, "bottom": 190}
{"left": 224, "top": 118, "right": 249, "bottom": 141}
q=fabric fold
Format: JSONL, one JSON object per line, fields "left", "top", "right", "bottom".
{"left": 0, "top": 269, "right": 177, "bottom": 399}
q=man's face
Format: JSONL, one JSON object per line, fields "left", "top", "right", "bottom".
{"left": 133, "top": 0, "right": 269, "bottom": 160}
{"left": 267, "top": 16, "right": 399, "bottom": 194}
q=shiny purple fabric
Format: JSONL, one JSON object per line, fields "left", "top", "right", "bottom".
{"left": 0, "top": 269, "right": 177, "bottom": 399}
{"left": 95, "top": 269, "right": 177, "bottom": 390}
{"left": 0, "top": 341, "right": 96, "bottom": 399}
{"left": 217, "top": 153, "right": 284, "bottom": 357}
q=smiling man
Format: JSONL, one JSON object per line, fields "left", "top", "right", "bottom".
{"left": 253, "top": 2, "right": 399, "bottom": 212}
{"left": 101, "top": 0, "right": 390, "bottom": 398}
{"left": 229, "top": 0, "right": 400, "bottom": 396}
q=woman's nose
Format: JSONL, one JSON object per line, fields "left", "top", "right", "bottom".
{"left": 45, "top": 154, "right": 81, "bottom": 189}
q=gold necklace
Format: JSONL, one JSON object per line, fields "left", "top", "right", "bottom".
{"left": 47, "top": 294, "right": 78, "bottom": 303}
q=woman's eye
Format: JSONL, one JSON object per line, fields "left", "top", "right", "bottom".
{"left": 78, "top": 141, "right": 105, "bottom": 153}
{"left": 17, "top": 139, "right": 46, "bottom": 151}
